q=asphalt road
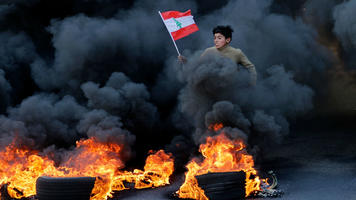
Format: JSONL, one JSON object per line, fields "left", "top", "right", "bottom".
{"left": 255, "top": 121, "right": 356, "bottom": 200}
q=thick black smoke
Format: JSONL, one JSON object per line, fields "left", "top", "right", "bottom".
{"left": 7, "top": 94, "right": 87, "bottom": 148}
{"left": 177, "top": 52, "right": 313, "bottom": 149}
{"left": 166, "top": 0, "right": 322, "bottom": 151}
{"left": 0, "top": 69, "right": 11, "bottom": 112}
{"left": 303, "top": 0, "right": 338, "bottom": 26}
{"left": 302, "top": 0, "right": 356, "bottom": 70}
{"left": 0, "top": 0, "right": 352, "bottom": 168}
{"left": 183, "top": 0, "right": 330, "bottom": 81}
{"left": 0, "top": 32, "right": 37, "bottom": 70}
{"left": 30, "top": 0, "right": 198, "bottom": 93}
{"left": 158, "top": 1, "right": 332, "bottom": 143}
{"left": 301, "top": 0, "right": 356, "bottom": 115}
{"left": 81, "top": 72, "right": 158, "bottom": 129}
{"left": 333, "top": 0, "right": 356, "bottom": 68}
{"left": 76, "top": 109, "right": 136, "bottom": 160}
{"left": 333, "top": 0, "right": 356, "bottom": 48}
{"left": 0, "top": 31, "right": 39, "bottom": 108}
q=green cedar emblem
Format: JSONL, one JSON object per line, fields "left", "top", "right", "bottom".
{"left": 173, "top": 18, "right": 182, "bottom": 29}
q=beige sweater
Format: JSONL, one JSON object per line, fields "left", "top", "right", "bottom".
{"left": 201, "top": 45, "right": 257, "bottom": 84}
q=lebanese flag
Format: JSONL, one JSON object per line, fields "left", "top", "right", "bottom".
{"left": 160, "top": 10, "right": 199, "bottom": 40}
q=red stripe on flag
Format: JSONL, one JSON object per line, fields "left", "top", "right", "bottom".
{"left": 171, "top": 23, "right": 199, "bottom": 40}
{"left": 161, "top": 10, "right": 192, "bottom": 20}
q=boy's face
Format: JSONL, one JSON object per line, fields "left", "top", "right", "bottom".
{"left": 214, "top": 33, "right": 231, "bottom": 49}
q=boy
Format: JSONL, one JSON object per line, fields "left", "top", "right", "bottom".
{"left": 179, "top": 25, "right": 257, "bottom": 85}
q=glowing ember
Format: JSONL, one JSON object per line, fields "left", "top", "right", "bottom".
{"left": 208, "top": 123, "right": 224, "bottom": 132}
{"left": 177, "top": 124, "right": 266, "bottom": 199}
{"left": 0, "top": 138, "right": 174, "bottom": 200}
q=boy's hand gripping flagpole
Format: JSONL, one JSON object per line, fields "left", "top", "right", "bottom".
{"left": 158, "top": 11, "right": 181, "bottom": 56}
{"left": 158, "top": 10, "right": 199, "bottom": 56}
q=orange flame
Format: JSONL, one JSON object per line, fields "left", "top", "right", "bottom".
{"left": 134, "top": 150, "right": 174, "bottom": 189}
{"left": 113, "top": 150, "right": 174, "bottom": 190}
{"left": 208, "top": 123, "right": 224, "bottom": 132}
{"left": 177, "top": 126, "right": 265, "bottom": 199}
{"left": 0, "top": 137, "right": 174, "bottom": 200}
{"left": 0, "top": 142, "right": 57, "bottom": 198}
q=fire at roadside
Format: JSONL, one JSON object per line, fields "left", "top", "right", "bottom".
{"left": 0, "top": 137, "right": 174, "bottom": 200}
{"left": 0, "top": 125, "right": 281, "bottom": 200}
{"left": 177, "top": 123, "right": 282, "bottom": 200}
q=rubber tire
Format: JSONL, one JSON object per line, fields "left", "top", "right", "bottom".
{"left": 196, "top": 172, "right": 246, "bottom": 200}
{"left": 36, "top": 176, "right": 96, "bottom": 200}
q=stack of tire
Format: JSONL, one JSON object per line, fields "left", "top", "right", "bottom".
{"left": 36, "top": 176, "right": 96, "bottom": 200}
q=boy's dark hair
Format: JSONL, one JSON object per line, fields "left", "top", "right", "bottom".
{"left": 212, "top": 25, "right": 234, "bottom": 39}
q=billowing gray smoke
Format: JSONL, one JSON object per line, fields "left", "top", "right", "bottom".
{"left": 303, "top": 0, "right": 356, "bottom": 69}
{"left": 0, "top": 31, "right": 38, "bottom": 111}
{"left": 301, "top": 0, "right": 356, "bottom": 114}
{"left": 333, "top": 0, "right": 356, "bottom": 49}
{"left": 81, "top": 72, "right": 158, "bottom": 129}
{"left": 0, "top": 74, "right": 140, "bottom": 161}
{"left": 177, "top": 52, "right": 313, "bottom": 148}
{"left": 76, "top": 109, "right": 136, "bottom": 160}
{"left": 333, "top": 0, "right": 356, "bottom": 67}
{"left": 31, "top": 0, "right": 198, "bottom": 92}
{"left": 182, "top": 0, "right": 330, "bottom": 82}
{"left": 303, "top": 0, "right": 338, "bottom": 26}
{"left": 0, "top": 0, "right": 352, "bottom": 166}
{"left": 0, "top": 32, "right": 37, "bottom": 70}
{"left": 7, "top": 94, "right": 87, "bottom": 147}
{"left": 0, "top": 69, "right": 11, "bottom": 112}
{"left": 169, "top": 0, "right": 320, "bottom": 151}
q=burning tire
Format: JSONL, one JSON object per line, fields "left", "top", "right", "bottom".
{"left": 36, "top": 176, "right": 96, "bottom": 200}
{"left": 196, "top": 171, "right": 246, "bottom": 200}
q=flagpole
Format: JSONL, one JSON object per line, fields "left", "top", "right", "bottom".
{"left": 158, "top": 11, "right": 181, "bottom": 56}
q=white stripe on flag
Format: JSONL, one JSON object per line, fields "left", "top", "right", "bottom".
{"left": 163, "top": 16, "right": 195, "bottom": 33}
